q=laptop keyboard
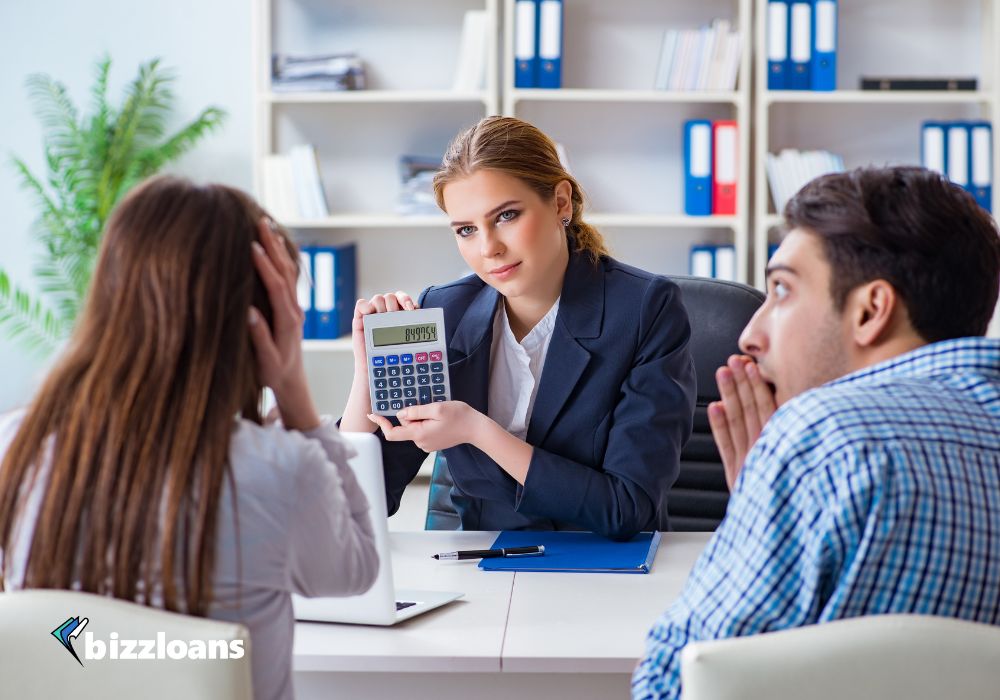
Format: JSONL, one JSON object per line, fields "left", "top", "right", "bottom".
{"left": 395, "top": 601, "right": 416, "bottom": 611}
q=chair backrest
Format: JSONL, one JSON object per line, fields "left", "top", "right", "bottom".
{"left": 667, "top": 276, "right": 764, "bottom": 531}
{"left": 0, "top": 589, "right": 252, "bottom": 699}
{"left": 680, "top": 614, "right": 1000, "bottom": 700}
{"left": 424, "top": 276, "right": 765, "bottom": 532}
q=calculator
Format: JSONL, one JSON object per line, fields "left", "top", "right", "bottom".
{"left": 363, "top": 308, "right": 452, "bottom": 416}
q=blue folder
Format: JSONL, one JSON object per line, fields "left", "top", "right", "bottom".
{"left": 514, "top": 0, "right": 538, "bottom": 88}
{"left": 810, "top": 0, "right": 836, "bottom": 91}
{"left": 684, "top": 120, "right": 714, "bottom": 216}
{"left": 788, "top": 0, "right": 812, "bottom": 90}
{"left": 537, "top": 0, "right": 563, "bottom": 89}
{"left": 767, "top": 0, "right": 791, "bottom": 90}
{"left": 478, "top": 531, "right": 661, "bottom": 574}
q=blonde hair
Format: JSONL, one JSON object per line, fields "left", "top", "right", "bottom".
{"left": 433, "top": 116, "right": 609, "bottom": 262}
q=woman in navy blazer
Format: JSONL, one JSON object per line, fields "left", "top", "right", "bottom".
{"left": 341, "top": 117, "right": 696, "bottom": 540}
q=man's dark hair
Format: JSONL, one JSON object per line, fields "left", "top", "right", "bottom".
{"left": 784, "top": 166, "right": 1000, "bottom": 342}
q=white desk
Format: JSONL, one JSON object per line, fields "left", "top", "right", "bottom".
{"left": 294, "top": 531, "right": 711, "bottom": 700}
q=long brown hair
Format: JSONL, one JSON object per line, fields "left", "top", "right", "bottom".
{"left": 0, "top": 176, "right": 293, "bottom": 615}
{"left": 433, "top": 116, "right": 610, "bottom": 261}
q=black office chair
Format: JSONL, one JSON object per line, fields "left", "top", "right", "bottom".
{"left": 424, "top": 276, "right": 765, "bottom": 532}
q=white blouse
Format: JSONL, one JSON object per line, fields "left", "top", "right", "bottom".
{"left": 0, "top": 410, "right": 378, "bottom": 700}
{"left": 487, "top": 298, "right": 561, "bottom": 440}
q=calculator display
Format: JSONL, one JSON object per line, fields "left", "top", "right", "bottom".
{"left": 372, "top": 323, "right": 438, "bottom": 346}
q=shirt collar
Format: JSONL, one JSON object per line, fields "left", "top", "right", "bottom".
{"left": 496, "top": 298, "right": 561, "bottom": 353}
{"left": 827, "top": 336, "right": 1000, "bottom": 388}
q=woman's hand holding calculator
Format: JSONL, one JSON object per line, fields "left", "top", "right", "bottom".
{"left": 351, "top": 292, "right": 419, "bottom": 370}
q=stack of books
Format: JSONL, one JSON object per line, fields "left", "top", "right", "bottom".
{"left": 765, "top": 149, "right": 844, "bottom": 212}
{"left": 260, "top": 145, "right": 329, "bottom": 222}
{"left": 396, "top": 155, "right": 442, "bottom": 216}
{"left": 271, "top": 53, "right": 366, "bottom": 92}
{"left": 655, "top": 20, "right": 743, "bottom": 92}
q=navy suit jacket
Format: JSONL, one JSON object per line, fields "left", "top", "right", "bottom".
{"left": 376, "top": 250, "right": 696, "bottom": 540}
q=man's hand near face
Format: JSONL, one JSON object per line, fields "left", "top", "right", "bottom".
{"left": 708, "top": 355, "right": 778, "bottom": 490}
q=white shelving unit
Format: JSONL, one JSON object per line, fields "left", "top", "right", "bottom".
{"left": 502, "top": 0, "right": 754, "bottom": 283}
{"left": 253, "top": 0, "right": 501, "bottom": 411}
{"left": 753, "top": 0, "right": 1000, "bottom": 292}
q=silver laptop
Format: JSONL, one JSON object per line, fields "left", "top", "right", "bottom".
{"left": 292, "top": 431, "right": 463, "bottom": 625}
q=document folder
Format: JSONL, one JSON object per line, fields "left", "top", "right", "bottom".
{"left": 478, "top": 531, "right": 661, "bottom": 574}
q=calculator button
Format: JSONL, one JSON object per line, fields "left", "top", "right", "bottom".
{"left": 375, "top": 390, "right": 388, "bottom": 401}
{"left": 403, "top": 377, "right": 415, "bottom": 387}
{"left": 372, "top": 356, "right": 386, "bottom": 367}
{"left": 433, "top": 397, "right": 447, "bottom": 402}
{"left": 374, "top": 378, "right": 388, "bottom": 389}
{"left": 416, "top": 364, "right": 429, "bottom": 374}
{"left": 415, "top": 352, "right": 428, "bottom": 363}
{"left": 418, "top": 388, "right": 432, "bottom": 404}
{"left": 431, "top": 373, "right": 445, "bottom": 384}
{"left": 390, "top": 389, "right": 402, "bottom": 399}
{"left": 404, "top": 399, "right": 418, "bottom": 407}
{"left": 376, "top": 401, "right": 389, "bottom": 412}
{"left": 387, "top": 355, "right": 399, "bottom": 365}
{"left": 404, "top": 387, "right": 417, "bottom": 398}
{"left": 401, "top": 354, "right": 413, "bottom": 364}
{"left": 417, "top": 375, "right": 430, "bottom": 386}
{"left": 388, "top": 367, "right": 400, "bottom": 377}
{"left": 389, "top": 378, "right": 401, "bottom": 388}
{"left": 373, "top": 367, "right": 386, "bottom": 378}
{"left": 430, "top": 362, "right": 444, "bottom": 373}
{"left": 432, "top": 385, "right": 446, "bottom": 396}
{"left": 429, "top": 351, "right": 443, "bottom": 362}
{"left": 401, "top": 365, "right": 414, "bottom": 376}
{"left": 390, "top": 400, "right": 404, "bottom": 411}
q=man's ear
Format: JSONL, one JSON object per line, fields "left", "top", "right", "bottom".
{"left": 847, "top": 279, "right": 900, "bottom": 347}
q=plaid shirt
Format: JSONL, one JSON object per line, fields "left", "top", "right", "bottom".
{"left": 633, "top": 337, "right": 1000, "bottom": 700}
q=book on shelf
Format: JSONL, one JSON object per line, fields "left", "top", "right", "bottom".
{"left": 689, "top": 244, "right": 736, "bottom": 282}
{"left": 260, "top": 145, "right": 329, "bottom": 221}
{"left": 513, "top": 0, "right": 563, "bottom": 89}
{"left": 684, "top": 119, "right": 740, "bottom": 216}
{"left": 272, "top": 52, "right": 366, "bottom": 92}
{"left": 861, "top": 77, "right": 978, "bottom": 91}
{"left": 298, "top": 243, "right": 357, "bottom": 340}
{"left": 396, "top": 155, "right": 443, "bottom": 216}
{"left": 655, "top": 19, "right": 742, "bottom": 91}
{"left": 768, "top": 0, "right": 838, "bottom": 91}
{"left": 765, "top": 148, "right": 844, "bottom": 212}
{"left": 453, "top": 10, "right": 489, "bottom": 92}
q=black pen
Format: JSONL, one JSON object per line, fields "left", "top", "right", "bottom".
{"left": 432, "top": 545, "right": 545, "bottom": 560}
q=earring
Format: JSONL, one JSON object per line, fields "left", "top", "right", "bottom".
{"left": 561, "top": 218, "right": 571, "bottom": 227}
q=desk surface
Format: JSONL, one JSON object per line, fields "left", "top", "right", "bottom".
{"left": 293, "top": 531, "right": 711, "bottom": 674}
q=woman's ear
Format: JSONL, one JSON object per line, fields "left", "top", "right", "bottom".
{"left": 553, "top": 180, "right": 573, "bottom": 221}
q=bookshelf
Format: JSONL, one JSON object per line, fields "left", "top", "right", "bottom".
{"left": 753, "top": 0, "right": 1000, "bottom": 299}
{"left": 502, "top": 0, "right": 754, "bottom": 284}
{"left": 253, "top": 0, "right": 500, "bottom": 412}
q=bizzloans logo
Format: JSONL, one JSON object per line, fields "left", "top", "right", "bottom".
{"left": 52, "top": 616, "right": 245, "bottom": 667}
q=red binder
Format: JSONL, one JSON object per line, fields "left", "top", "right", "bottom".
{"left": 712, "top": 120, "right": 738, "bottom": 215}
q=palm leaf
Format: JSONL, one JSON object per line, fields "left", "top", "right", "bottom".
{"left": 5, "top": 55, "right": 227, "bottom": 357}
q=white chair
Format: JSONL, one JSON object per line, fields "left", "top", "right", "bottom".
{"left": 681, "top": 614, "right": 1000, "bottom": 700}
{"left": 0, "top": 589, "right": 252, "bottom": 699}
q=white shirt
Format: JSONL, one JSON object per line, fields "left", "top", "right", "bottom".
{"left": 488, "top": 298, "right": 560, "bottom": 440}
{"left": 0, "top": 410, "right": 378, "bottom": 700}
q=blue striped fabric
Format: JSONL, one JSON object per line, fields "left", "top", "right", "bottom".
{"left": 633, "top": 337, "right": 1000, "bottom": 699}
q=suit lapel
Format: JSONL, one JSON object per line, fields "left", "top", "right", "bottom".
{"left": 525, "top": 251, "right": 604, "bottom": 446}
{"left": 447, "top": 283, "right": 499, "bottom": 415}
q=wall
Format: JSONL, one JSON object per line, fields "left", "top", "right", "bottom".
{"left": 0, "top": 0, "right": 253, "bottom": 411}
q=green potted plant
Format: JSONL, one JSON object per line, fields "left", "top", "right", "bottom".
{"left": 1, "top": 56, "right": 227, "bottom": 355}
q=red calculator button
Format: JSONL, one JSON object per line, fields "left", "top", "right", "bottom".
{"left": 429, "top": 351, "right": 443, "bottom": 362}
{"left": 415, "top": 352, "right": 429, "bottom": 363}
